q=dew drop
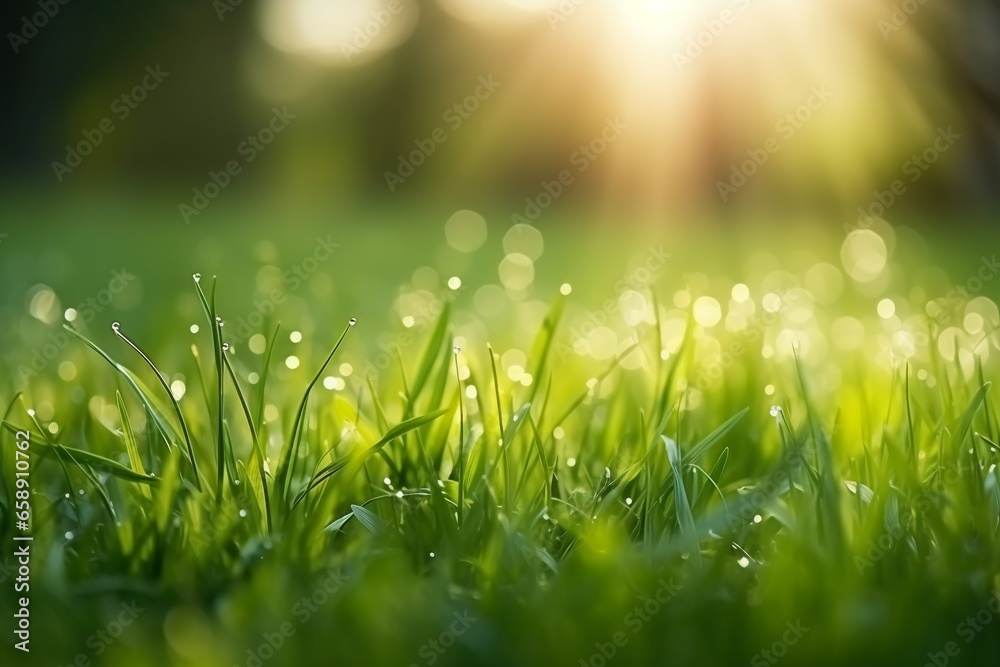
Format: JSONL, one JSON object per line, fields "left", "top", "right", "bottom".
{"left": 239, "top": 509, "right": 247, "bottom": 518}
{"left": 64, "top": 493, "right": 70, "bottom": 499}
{"left": 233, "top": 478, "right": 240, "bottom": 485}
{"left": 429, "top": 552, "right": 435, "bottom": 558}
{"left": 769, "top": 406, "right": 783, "bottom": 418}
{"left": 222, "top": 343, "right": 230, "bottom": 351}
{"left": 349, "top": 317, "right": 357, "bottom": 326}
{"left": 738, "top": 556, "right": 751, "bottom": 568}
{"left": 65, "top": 531, "right": 74, "bottom": 540}
{"left": 453, "top": 346, "right": 461, "bottom": 354}
{"left": 193, "top": 273, "right": 201, "bottom": 282}
{"left": 111, "top": 322, "right": 121, "bottom": 332}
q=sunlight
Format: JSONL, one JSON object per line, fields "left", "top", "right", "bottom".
{"left": 259, "top": 0, "right": 419, "bottom": 66}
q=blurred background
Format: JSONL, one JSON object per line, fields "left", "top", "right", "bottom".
{"left": 3, "top": 0, "right": 1000, "bottom": 390}
{"left": 3, "top": 0, "right": 1000, "bottom": 216}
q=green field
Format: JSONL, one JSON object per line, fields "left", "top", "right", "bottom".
{"left": 3, "top": 198, "right": 1000, "bottom": 667}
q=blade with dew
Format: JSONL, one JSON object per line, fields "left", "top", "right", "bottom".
{"left": 110, "top": 321, "right": 199, "bottom": 490}
{"left": 3, "top": 424, "right": 159, "bottom": 487}
{"left": 662, "top": 435, "right": 704, "bottom": 567}
{"left": 63, "top": 325, "right": 194, "bottom": 480}
{"left": 274, "top": 317, "right": 357, "bottom": 506}
{"left": 656, "top": 408, "right": 748, "bottom": 500}
{"left": 192, "top": 275, "right": 228, "bottom": 501}
{"left": 115, "top": 391, "right": 152, "bottom": 500}
{"left": 222, "top": 351, "right": 272, "bottom": 532}
{"left": 291, "top": 408, "right": 448, "bottom": 509}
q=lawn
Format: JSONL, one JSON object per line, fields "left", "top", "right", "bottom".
{"left": 2, "top": 199, "right": 1000, "bottom": 667}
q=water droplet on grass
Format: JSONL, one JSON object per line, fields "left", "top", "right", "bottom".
{"left": 349, "top": 317, "right": 357, "bottom": 326}
{"left": 193, "top": 273, "right": 201, "bottom": 282}
{"left": 111, "top": 322, "right": 120, "bottom": 332}
{"left": 239, "top": 509, "right": 247, "bottom": 518}
{"left": 769, "top": 406, "right": 783, "bottom": 417}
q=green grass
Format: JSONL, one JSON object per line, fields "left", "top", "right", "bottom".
{"left": 3, "top": 239, "right": 1000, "bottom": 666}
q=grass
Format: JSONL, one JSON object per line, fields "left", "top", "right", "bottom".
{"left": 3, "top": 251, "right": 1000, "bottom": 667}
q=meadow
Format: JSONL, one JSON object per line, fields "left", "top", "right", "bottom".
{"left": 2, "top": 198, "right": 1000, "bottom": 667}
